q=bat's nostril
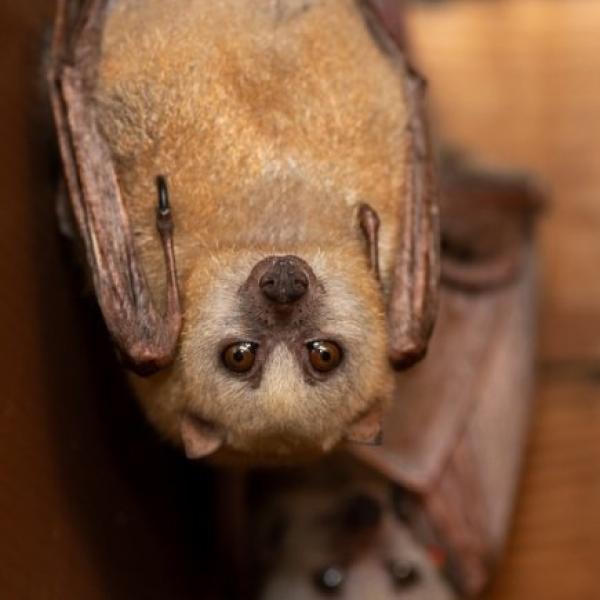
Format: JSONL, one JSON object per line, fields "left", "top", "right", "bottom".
{"left": 260, "top": 258, "right": 309, "bottom": 304}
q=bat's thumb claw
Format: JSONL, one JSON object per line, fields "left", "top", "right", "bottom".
{"left": 156, "top": 175, "right": 171, "bottom": 218}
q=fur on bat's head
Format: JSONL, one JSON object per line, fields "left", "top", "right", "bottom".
{"left": 132, "top": 240, "right": 393, "bottom": 461}
{"left": 251, "top": 462, "right": 456, "bottom": 599}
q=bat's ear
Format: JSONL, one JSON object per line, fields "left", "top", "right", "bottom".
{"left": 361, "top": 1, "right": 440, "bottom": 370}
{"left": 180, "top": 415, "right": 225, "bottom": 459}
{"left": 386, "top": 67, "right": 440, "bottom": 370}
{"left": 345, "top": 404, "right": 383, "bottom": 446}
{"left": 48, "top": 0, "right": 182, "bottom": 376}
{"left": 358, "top": 203, "right": 381, "bottom": 281}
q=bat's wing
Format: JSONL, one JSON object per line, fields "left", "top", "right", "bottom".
{"left": 388, "top": 67, "right": 440, "bottom": 368}
{"left": 364, "top": 0, "right": 440, "bottom": 369}
{"left": 362, "top": 0, "right": 409, "bottom": 52}
{"left": 439, "top": 150, "right": 545, "bottom": 292}
{"left": 353, "top": 164, "right": 543, "bottom": 594}
{"left": 47, "top": 0, "right": 182, "bottom": 375}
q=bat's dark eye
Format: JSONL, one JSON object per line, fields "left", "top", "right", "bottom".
{"left": 313, "top": 565, "right": 345, "bottom": 595}
{"left": 222, "top": 342, "right": 258, "bottom": 373}
{"left": 387, "top": 560, "right": 421, "bottom": 590}
{"left": 307, "top": 341, "right": 343, "bottom": 373}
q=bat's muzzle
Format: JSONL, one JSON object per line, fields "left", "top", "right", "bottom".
{"left": 258, "top": 256, "right": 310, "bottom": 304}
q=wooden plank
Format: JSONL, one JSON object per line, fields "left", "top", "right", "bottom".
{"left": 486, "top": 375, "right": 600, "bottom": 600}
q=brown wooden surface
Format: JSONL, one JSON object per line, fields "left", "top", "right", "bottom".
{"left": 407, "top": 1, "right": 600, "bottom": 598}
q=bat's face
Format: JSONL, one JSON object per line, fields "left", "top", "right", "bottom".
{"left": 51, "top": 0, "right": 438, "bottom": 463}
{"left": 254, "top": 479, "right": 455, "bottom": 600}
{"left": 132, "top": 245, "right": 393, "bottom": 460}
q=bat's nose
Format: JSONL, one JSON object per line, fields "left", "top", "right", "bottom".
{"left": 259, "top": 256, "right": 309, "bottom": 304}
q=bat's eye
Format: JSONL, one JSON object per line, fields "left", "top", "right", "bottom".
{"left": 313, "top": 565, "right": 345, "bottom": 595}
{"left": 222, "top": 342, "right": 258, "bottom": 373}
{"left": 307, "top": 341, "right": 343, "bottom": 373}
{"left": 387, "top": 560, "right": 421, "bottom": 590}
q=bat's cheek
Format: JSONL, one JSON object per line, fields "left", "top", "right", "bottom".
{"left": 182, "top": 381, "right": 388, "bottom": 462}
{"left": 182, "top": 384, "right": 349, "bottom": 460}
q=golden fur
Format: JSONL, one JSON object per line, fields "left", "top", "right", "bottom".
{"left": 94, "top": 0, "right": 409, "bottom": 459}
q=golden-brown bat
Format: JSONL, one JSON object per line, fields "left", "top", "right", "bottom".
{"left": 250, "top": 456, "right": 457, "bottom": 600}
{"left": 48, "top": 0, "right": 438, "bottom": 462}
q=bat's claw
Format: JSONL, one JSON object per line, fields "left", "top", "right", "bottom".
{"left": 156, "top": 174, "right": 171, "bottom": 211}
{"left": 155, "top": 175, "right": 173, "bottom": 233}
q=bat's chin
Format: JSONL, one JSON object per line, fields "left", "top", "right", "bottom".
{"left": 178, "top": 410, "right": 340, "bottom": 464}
{"left": 178, "top": 396, "right": 385, "bottom": 464}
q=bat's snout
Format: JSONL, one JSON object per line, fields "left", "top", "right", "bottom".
{"left": 257, "top": 256, "right": 310, "bottom": 305}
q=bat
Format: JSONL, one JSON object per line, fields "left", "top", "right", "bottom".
{"left": 47, "top": 0, "right": 439, "bottom": 462}
{"left": 250, "top": 455, "right": 457, "bottom": 600}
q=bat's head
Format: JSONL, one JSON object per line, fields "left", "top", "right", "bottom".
{"left": 91, "top": 0, "right": 438, "bottom": 463}
{"left": 252, "top": 466, "right": 455, "bottom": 600}
{"left": 133, "top": 243, "right": 393, "bottom": 461}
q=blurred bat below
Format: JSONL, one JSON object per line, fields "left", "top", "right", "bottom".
{"left": 251, "top": 456, "right": 457, "bottom": 600}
